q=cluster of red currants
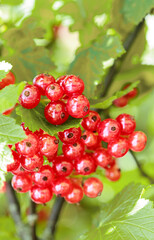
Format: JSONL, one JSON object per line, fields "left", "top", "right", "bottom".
{"left": 19, "top": 74, "right": 90, "bottom": 125}
{"left": 7, "top": 110, "right": 147, "bottom": 204}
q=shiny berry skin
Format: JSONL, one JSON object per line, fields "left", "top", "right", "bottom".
{"left": 93, "top": 147, "right": 113, "bottom": 169}
{"left": 44, "top": 100, "right": 69, "bottom": 125}
{"left": 81, "top": 111, "right": 101, "bottom": 131}
{"left": 12, "top": 174, "right": 32, "bottom": 192}
{"left": 33, "top": 73, "right": 55, "bottom": 95}
{"left": 123, "top": 83, "right": 138, "bottom": 99}
{"left": 81, "top": 131, "right": 98, "bottom": 148}
{"left": 128, "top": 131, "right": 147, "bottom": 152}
{"left": 65, "top": 183, "right": 84, "bottom": 204}
{"left": 106, "top": 166, "right": 121, "bottom": 181}
{"left": 20, "top": 154, "right": 44, "bottom": 172}
{"left": 113, "top": 96, "right": 128, "bottom": 108}
{"left": 0, "top": 72, "right": 15, "bottom": 90}
{"left": 62, "top": 140, "right": 85, "bottom": 160}
{"left": 56, "top": 75, "right": 67, "bottom": 90}
{"left": 15, "top": 133, "right": 39, "bottom": 157}
{"left": 98, "top": 119, "right": 121, "bottom": 142}
{"left": 52, "top": 177, "right": 73, "bottom": 196}
{"left": 39, "top": 134, "right": 59, "bottom": 158}
{"left": 58, "top": 127, "right": 81, "bottom": 144}
{"left": 116, "top": 114, "right": 136, "bottom": 135}
{"left": 63, "top": 75, "right": 84, "bottom": 96}
{"left": 45, "top": 83, "right": 64, "bottom": 101}
{"left": 11, "top": 164, "right": 27, "bottom": 175}
{"left": 19, "top": 85, "right": 41, "bottom": 109}
{"left": 32, "top": 165, "right": 54, "bottom": 187}
{"left": 74, "top": 153, "right": 96, "bottom": 175}
{"left": 7, "top": 150, "right": 20, "bottom": 172}
{"left": 66, "top": 95, "right": 90, "bottom": 118}
{"left": 53, "top": 156, "right": 73, "bottom": 177}
{"left": 83, "top": 177, "right": 103, "bottom": 198}
{"left": 108, "top": 137, "right": 129, "bottom": 158}
{"left": 30, "top": 186, "right": 53, "bottom": 204}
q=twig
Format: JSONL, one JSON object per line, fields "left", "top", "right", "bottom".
{"left": 43, "top": 197, "right": 65, "bottom": 240}
{"left": 130, "top": 150, "right": 154, "bottom": 184}
{"left": 29, "top": 200, "right": 38, "bottom": 240}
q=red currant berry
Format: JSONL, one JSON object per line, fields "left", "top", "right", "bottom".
{"left": 113, "top": 96, "right": 128, "bottom": 108}
{"left": 83, "top": 177, "right": 103, "bottom": 198}
{"left": 45, "top": 83, "right": 64, "bottom": 101}
{"left": 20, "top": 154, "right": 44, "bottom": 172}
{"left": 98, "top": 119, "right": 121, "bottom": 142}
{"left": 53, "top": 155, "right": 73, "bottom": 177}
{"left": 123, "top": 83, "right": 138, "bottom": 99}
{"left": 11, "top": 164, "right": 27, "bottom": 175}
{"left": 39, "top": 134, "right": 59, "bottom": 158}
{"left": 62, "top": 140, "right": 85, "bottom": 160}
{"left": 0, "top": 72, "right": 15, "bottom": 90}
{"left": 44, "top": 100, "right": 69, "bottom": 125}
{"left": 65, "top": 183, "right": 84, "bottom": 204}
{"left": 58, "top": 127, "right": 81, "bottom": 144}
{"left": 108, "top": 137, "right": 129, "bottom": 158}
{"left": 106, "top": 165, "right": 121, "bottom": 181}
{"left": 15, "top": 133, "right": 39, "bottom": 157}
{"left": 32, "top": 165, "right": 54, "bottom": 187}
{"left": 81, "top": 111, "right": 101, "bottom": 131}
{"left": 56, "top": 75, "right": 67, "bottom": 90}
{"left": 74, "top": 153, "right": 96, "bottom": 175}
{"left": 63, "top": 75, "right": 84, "bottom": 96}
{"left": 128, "top": 131, "right": 147, "bottom": 152}
{"left": 30, "top": 186, "right": 53, "bottom": 204}
{"left": 66, "top": 95, "right": 90, "bottom": 118}
{"left": 7, "top": 150, "right": 20, "bottom": 172}
{"left": 52, "top": 177, "right": 73, "bottom": 196}
{"left": 81, "top": 131, "right": 98, "bottom": 148}
{"left": 19, "top": 85, "right": 41, "bottom": 109}
{"left": 93, "top": 147, "right": 113, "bottom": 169}
{"left": 12, "top": 174, "right": 32, "bottom": 192}
{"left": 116, "top": 114, "right": 136, "bottom": 135}
{"left": 33, "top": 73, "right": 55, "bottom": 95}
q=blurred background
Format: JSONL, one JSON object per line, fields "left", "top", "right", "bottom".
{"left": 0, "top": 0, "right": 154, "bottom": 239}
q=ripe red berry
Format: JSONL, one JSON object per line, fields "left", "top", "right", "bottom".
{"left": 113, "top": 96, "right": 128, "bottom": 108}
{"left": 83, "top": 177, "right": 103, "bottom": 198}
{"left": 58, "top": 127, "right": 81, "bottom": 144}
{"left": 65, "top": 183, "right": 84, "bottom": 204}
{"left": 19, "top": 85, "right": 41, "bottom": 109}
{"left": 52, "top": 177, "right": 73, "bottom": 196}
{"left": 66, "top": 95, "right": 90, "bottom": 118}
{"left": 12, "top": 174, "right": 32, "bottom": 192}
{"left": 74, "top": 153, "right": 96, "bottom": 175}
{"left": 56, "top": 75, "right": 67, "bottom": 90}
{"left": 53, "top": 155, "right": 73, "bottom": 177}
{"left": 7, "top": 150, "right": 20, "bottom": 172}
{"left": 108, "top": 137, "right": 129, "bottom": 158}
{"left": 93, "top": 147, "right": 113, "bottom": 169}
{"left": 15, "top": 133, "right": 39, "bottom": 157}
{"left": 0, "top": 72, "right": 15, "bottom": 90}
{"left": 62, "top": 140, "right": 85, "bottom": 160}
{"left": 98, "top": 119, "right": 121, "bottom": 142}
{"left": 32, "top": 165, "right": 54, "bottom": 187}
{"left": 81, "top": 110, "right": 101, "bottom": 131}
{"left": 116, "top": 114, "right": 136, "bottom": 135}
{"left": 39, "top": 134, "right": 59, "bottom": 158}
{"left": 128, "top": 131, "right": 147, "bottom": 152}
{"left": 20, "top": 154, "right": 44, "bottom": 172}
{"left": 33, "top": 73, "right": 55, "bottom": 95}
{"left": 106, "top": 165, "right": 121, "bottom": 181}
{"left": 123, "top": 83, "right": 138, "bottom": 99}
{"left": 80, "top": 131, "right": 99, "bottom": 148}
{"left": 45, "top": 83, "right": 64, "bottom": 101}
{"left": 30, "top": 186, "right": 53, "bottom": 204}
{"left": 44, "top": 100, "right": 69, "bottom": 125}
{"left": 63, "top": 75, "right": 84, "bottom": 96}
{"left": 11, "top": 164, "right": 27, "bottom": 175}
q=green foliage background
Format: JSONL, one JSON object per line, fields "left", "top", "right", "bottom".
{"left": 0, "top": 0, "right": 154, "bottom": 239}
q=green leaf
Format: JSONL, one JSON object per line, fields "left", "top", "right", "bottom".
{"left": 0, "top": 82, "right": 26, "bottom": 113}
{"left": 79, "top": 183, "right": 154, "bottom": 240}
{"left": 142, "top": 185, "right": 154, "bottom": 202}
{"left": 0, "top": 114, "right": 26, "bottom": 144}
{"left": 0, "top": 61, "right": 12, "bottom": 80}
{"left": 68, "top": 35, "right": 125, "bottom": 98}
{"left": 122, "top": 0, "right": 154, "bottom": 24}
{"left": 16, "top": 103, "right": 81, "bottom": 135}
{"left": 1, "top": 0, "right": 23, "bottom": 5}
{"left": 90, "top": 81, "right": 140, "bottom": 109}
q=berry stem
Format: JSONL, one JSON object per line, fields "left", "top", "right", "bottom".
{"left": 130, "top": 150, "right": 154, "bottom": 184}
{"left": 43, "top": 196, "right": 65, "bottom": 240}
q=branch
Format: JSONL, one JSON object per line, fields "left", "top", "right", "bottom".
{"left": 29, "top": 200, "right": 38, "bottom": 240}
{"left": 43, "top": 196, "right": 65, "bottom": 240}
{"left": 130, "top": 150, "right": 154, "bottom": 184}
